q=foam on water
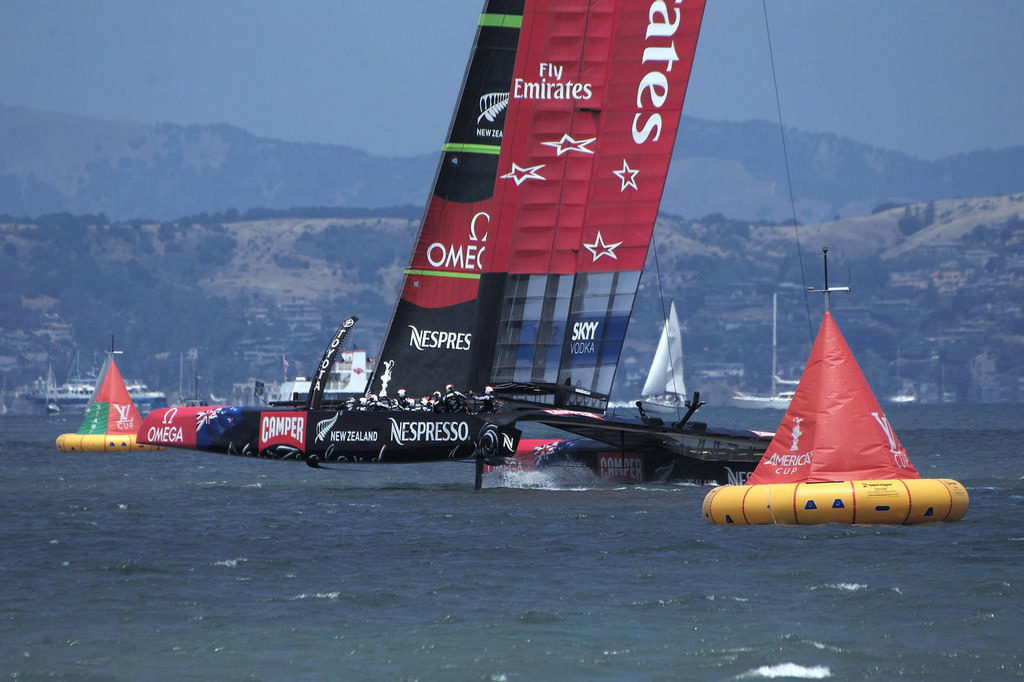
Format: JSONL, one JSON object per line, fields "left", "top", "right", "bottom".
{"left": 739, "top": 663, "right": 831, "bottom": 679}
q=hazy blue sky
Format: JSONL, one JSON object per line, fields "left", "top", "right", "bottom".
{"left": 2, "top": 1, "right": 1021, "bottom": 159}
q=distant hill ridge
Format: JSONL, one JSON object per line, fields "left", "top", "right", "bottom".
{"left": 2, "top": 103, "right": 1024, "bottom": 223}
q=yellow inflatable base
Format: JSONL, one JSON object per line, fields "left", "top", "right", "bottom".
{"left": 56, "top": 433, "right": 164, "bottom": 452}
{"left": 702, "top": 479, "right": 969, "bottom": 525}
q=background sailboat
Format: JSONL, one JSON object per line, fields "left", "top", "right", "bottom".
{"left": 636, "top": 301, "right": 688, "bottom": 420}
{"left": 730, "top": 293, "right": 798, "bottom": 409}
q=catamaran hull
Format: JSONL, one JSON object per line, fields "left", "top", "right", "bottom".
{"left": 485, "top": 408, "right": 770, "bottom": 485}
{"left": 138, "top": 406, "right": 520, "bottom": 464}
{"left": 493, "top": 437, "right": 760, "bottom": 485}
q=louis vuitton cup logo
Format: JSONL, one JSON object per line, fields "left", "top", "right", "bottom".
{"left": 114, "top": 403, "right": 135, "bottom": 430}
{"left": 871, "top": 412, "right": 912, "bottom": 469}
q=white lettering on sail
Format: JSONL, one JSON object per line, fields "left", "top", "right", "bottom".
{"left": 572, "top": 321, "right": 600, "bottom": 341}
{"left": 513, "top": 62, "right": 593, "bottom": 101}
{"left": 426, "top": 212, "right": 488, "bottom": 271}
{"left": 569, "top": 321, "right": 600, "bottom": 356}
{"left": 633, "top": 0, "right": 686, "bottom": 144}
{"left": 408, "top": 325, "right": 472, "bottom": 352}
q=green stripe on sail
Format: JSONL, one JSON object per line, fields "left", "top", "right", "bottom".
{"left": 479, "top": 13, "right": 522, "bottom": 29}
{"left": 77, "top": 403, "right": 109, "bottom": 434}
{"left": 442, "top": 142, "right": 502, "bottom": 156}
{"left": 404, "top": 269, "right": 481, "bottom": 280}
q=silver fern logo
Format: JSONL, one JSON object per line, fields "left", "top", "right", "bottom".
{"left": 477, "top": 92, "right": 509, "bottom": 124}
{"left": 315, "top": 412, "right": 340, "bottom": 443}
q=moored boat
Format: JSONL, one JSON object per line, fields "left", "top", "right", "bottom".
{"left": 22, "top": 368, "right": 167, "bottom": 415}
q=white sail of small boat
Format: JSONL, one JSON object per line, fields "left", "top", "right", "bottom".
{"left": 45, "top": 363, "right": 60, "bottom": 414}
{"left": 638, "top": 301, "right": 687, "bottom": 418}
{"left": 731, "top": 293, "right": 798, "bottom": 409}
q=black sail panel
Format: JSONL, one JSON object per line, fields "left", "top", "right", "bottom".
{"left": 368, "top": 0, "right": 525, "bottom": 399}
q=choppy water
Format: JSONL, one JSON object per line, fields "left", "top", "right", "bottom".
{"left": 2, "top": 405, "right": 1022, "bottom": 681}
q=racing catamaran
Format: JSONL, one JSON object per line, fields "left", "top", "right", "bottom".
{"left": 139, "top": 0, "right": 771, "bottom": 483}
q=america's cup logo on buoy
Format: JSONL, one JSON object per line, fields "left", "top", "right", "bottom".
{"left": 790, "top": 417, "right": 804, "bottom": 451}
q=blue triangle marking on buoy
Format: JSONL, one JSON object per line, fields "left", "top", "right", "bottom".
{"left": 832, "top": 499, "right": 845, "bottom": 509}
{"left": 925, "top": 507, "right": 934, "bottom": 516}
{"left": 805, "top": 500, "right": 817, "bottom": 510}
{"left": 725, "top": 514, "right": 735, "bottom": 524}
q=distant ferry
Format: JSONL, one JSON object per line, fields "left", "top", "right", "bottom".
{"left": 268, "top": 349, "right": 370, "bottom": 406}
{"left": 23, "top": 374, "right": 168, "bottom": 415}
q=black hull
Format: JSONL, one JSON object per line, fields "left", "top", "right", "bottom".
{"left": 496, "top": 436, "right": 760, "bottom": 486}
{"left": 139, "top": 406, "right": 520, "bottom": 465}
{"left": 489, "top": 408, "right": 771, "bottom": 485}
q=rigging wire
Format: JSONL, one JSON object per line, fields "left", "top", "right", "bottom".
{"left": 650, "top": 231, "right": 685, "bottom": 417}
{"left": 761, "top": 0, "right": 815, "bottom": 345}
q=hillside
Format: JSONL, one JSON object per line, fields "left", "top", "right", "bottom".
{"left": 2, "top": 195, "right": 1022, "bottom": 408}
{"left": 4, "top": 104, "right": 1024, "bottom": 225}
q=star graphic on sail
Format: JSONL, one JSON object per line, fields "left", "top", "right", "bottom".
{"left": 613, "top": 159, "right": 639, "bottom": 191}
{"left": 540, "top": 133, "right": 596, "bottom": 156}
{"left": 583, "top": 231, "right": 623, "bottom": 261}
{"left": 501, "top": 162, "right": 547, "bottom": 186}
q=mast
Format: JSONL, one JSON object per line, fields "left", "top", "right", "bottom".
{"left": 771, "top": 292, "right": 778, "bottom": 398}
{"left": 807, "top": 247, "right": 850, "bottom": 314}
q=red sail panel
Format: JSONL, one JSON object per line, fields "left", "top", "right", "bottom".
{"left": 399, "top": 198, "right": 491, "bottom": 309}
{"left": 746, "top": 313, "right": 920, "bottom": 485}
{"left": 486, "top": 0, "right": 705, "bottom": 276}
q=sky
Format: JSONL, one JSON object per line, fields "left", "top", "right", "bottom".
{"left": 1, "top": 1, "right": 1022, "bottom": 160}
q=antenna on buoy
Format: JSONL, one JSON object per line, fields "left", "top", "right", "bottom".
{"left": 807, "top": 247, "right": 850, "bottom": 313}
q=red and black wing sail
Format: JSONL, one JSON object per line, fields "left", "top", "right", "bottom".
{"left": 369, "top": 0, "right": 525, "bottom": 399}
{"left": 371, "top": 0, "right": 705, "bottom": 407}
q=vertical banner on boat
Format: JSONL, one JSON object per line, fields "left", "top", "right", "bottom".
{"left": 307, "top": 316, "right": 357, "bottom": 409}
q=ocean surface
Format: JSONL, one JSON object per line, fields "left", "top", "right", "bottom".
{"left": 2, "top": 404, "right": 1021, "bottom": 681}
